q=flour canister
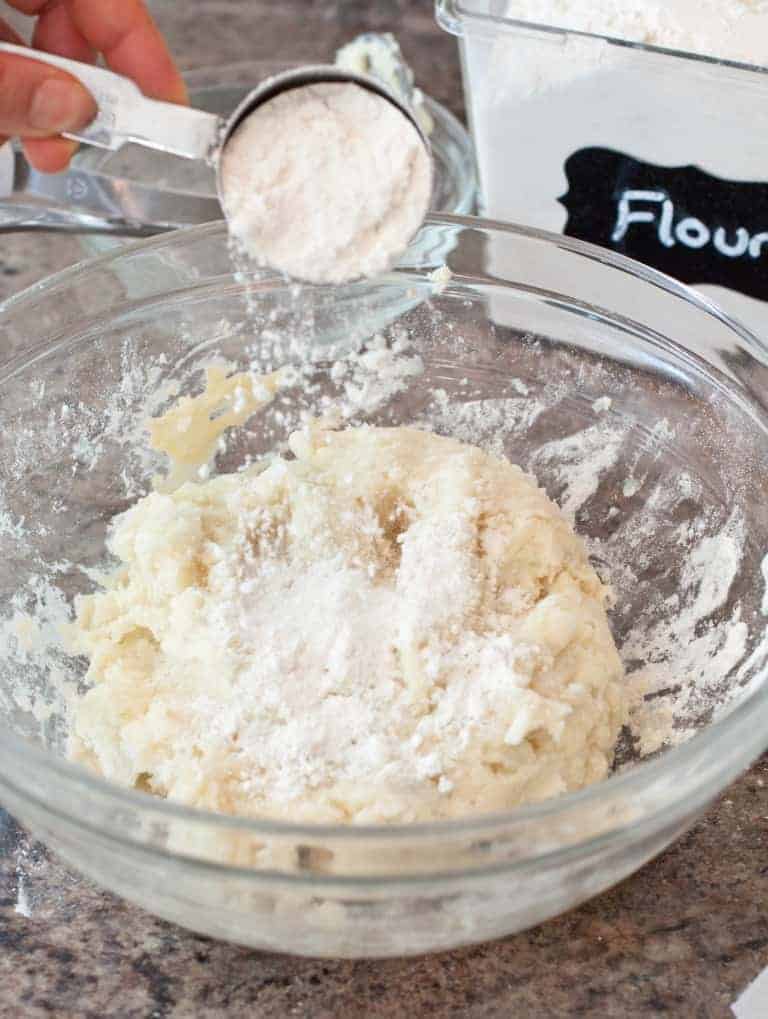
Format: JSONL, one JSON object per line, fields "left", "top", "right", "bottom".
{"left": 438, "top": 0, "right": 768, "bottom": 343}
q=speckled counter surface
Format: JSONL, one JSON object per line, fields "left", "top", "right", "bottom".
{"left": 1, "top": 3, "right": 767, "bottom": 1017}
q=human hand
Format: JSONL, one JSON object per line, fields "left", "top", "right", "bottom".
{"left": 0, "top": 0, "right": 187, "bottom": 173}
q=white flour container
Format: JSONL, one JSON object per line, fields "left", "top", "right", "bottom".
{"left": 437, "top": 0, "right": 768, "bottom": 341}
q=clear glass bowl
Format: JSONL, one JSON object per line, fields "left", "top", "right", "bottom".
{"left": 1, "top": 215, "right": 767, "bottom": 958}
{"left": 75, "top": 61, "right": 477, "bottom": 259}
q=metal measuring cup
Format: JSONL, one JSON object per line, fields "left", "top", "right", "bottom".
{"left": 0, "top": 42, "right": 432, "bottom": 236}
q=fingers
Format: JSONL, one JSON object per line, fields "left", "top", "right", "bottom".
{"left": 0, "top": 51, "right": 96, "bottom": 137}
{"left": 22, "top": 1, "right": 95, "bottom": 171}
{"left": 22, "top": 135, "right": 77, "bottom": 172}
{"left": 32, "top": 0, "right": 96, "bottom": 64}
{"left": 68, "top": 0, "right": 187, "bottom": 104}
{"left": 8, "top": 0, "right": 188, "bottom": 103}
{"left": 4, "top": 0, "right": 186, "bottom": 173}
{"left": 0, "top": 21, "right": 21, "bottom": 161}
{"left": 5, "top": 1, "right": 56, "bottom": 12}
{"left": 0, "top": 36, "right": 95, "bottom": 172}
{"left": 2, "top": 5, "right": 92, "bottom": 171}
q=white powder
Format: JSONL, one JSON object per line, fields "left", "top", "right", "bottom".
{"left": 503, "top": 0, "right": 768, "bottom": 64}
{"left": 328, "top": 332, "right": 425, "bottom": 421}
{"left": 532, "top": 423, "right": 626, "bottom": 521}
{"left": 505, "top": 0, "right": 692, "bottom": 49}
{"left": 220, "top": 82, "right": 432, "bottom": 284}
{"left": 615, "top": 494, "right": 748, "bottom": 756}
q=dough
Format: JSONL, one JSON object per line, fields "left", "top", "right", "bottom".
{"left": 148, "top": 364, "right": 283, "bottom": 489}
{"left": 69, "top": 422, "right": 626, "bottom": 824}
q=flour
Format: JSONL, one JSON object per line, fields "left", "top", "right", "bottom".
{"left": 612, "top": 492, "right": 749, "bottom": 756}
{"left": 426, "top": 394, "right": 545, "bottom": 460}
{"left": 330, "top": 333, "right": 424, "bottom": 420}
{"left": 502, "top": 0, "right": 768, "bottom": 64}
{"left": 532, "top": 423, "right": 626, "bottom": 521}
{"left": 220, "top": 82, "right": 432, "bottom": 284}
{"left": 504, "top": 0, "right": 693, "bottom": 50}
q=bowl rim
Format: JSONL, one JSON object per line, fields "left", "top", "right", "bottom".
{"left": 1, "top": 213, "right": 768, "bottom": 849}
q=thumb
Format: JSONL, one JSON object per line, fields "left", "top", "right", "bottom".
{"left": 0, "top": 51, "right": 96, "bottom": 138}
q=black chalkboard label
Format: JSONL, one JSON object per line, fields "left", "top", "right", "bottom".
{"left": 559, "top": 147, "right": 768, "bottom": 303}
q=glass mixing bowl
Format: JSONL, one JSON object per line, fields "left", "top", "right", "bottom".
{"left": 1, "top": 215, "right": 767, "bottom": 958}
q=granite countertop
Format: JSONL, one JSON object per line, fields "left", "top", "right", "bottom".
{"left": 1, "top": 3, "right": 767, "bottom": 1016}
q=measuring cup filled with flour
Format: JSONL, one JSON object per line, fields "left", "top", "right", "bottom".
{"left": 218, "top": 69, "right": 433, "bottom": 283}
{"left": 0, "top": 42, "right": 433, "bottom": 283}
{"left": 438, "top": 0, "right": 768, "bottom": 340}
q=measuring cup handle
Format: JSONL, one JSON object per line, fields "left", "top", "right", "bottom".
{"left": 0, "top": 141, "right": 221, "bottom": 236}
{"left": 0, "top": 42, "right": 220, "bottom": 161}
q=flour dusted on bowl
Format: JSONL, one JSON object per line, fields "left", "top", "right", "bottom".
{"left": 219, "top": 82, "right": 432, "bottom": 284}
{"left": 68, "top": 421, "right": 626, "bottom": 824}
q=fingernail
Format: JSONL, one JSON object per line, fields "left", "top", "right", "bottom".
{"left": 29, "top": 79, "right": 96, "bottom": 133}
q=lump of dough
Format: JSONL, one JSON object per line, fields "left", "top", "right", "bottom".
{"left": 68, "top": 423, "right": 626, "bottom": 824}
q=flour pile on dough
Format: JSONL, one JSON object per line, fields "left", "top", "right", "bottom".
{"left": 69, "top": 423, "right": 626, "bottom": 824}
